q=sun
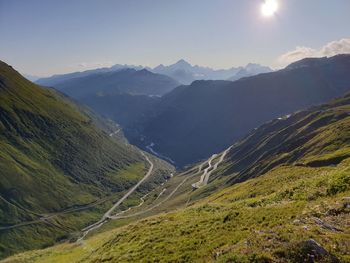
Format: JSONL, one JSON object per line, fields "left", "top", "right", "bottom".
{"left": 261, "top": 0, "right": 278, "bottom": 17}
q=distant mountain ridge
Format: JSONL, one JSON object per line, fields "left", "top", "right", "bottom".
{"left": 38, "top": 68, "right": 180, "bottom": 98}
{"left": 36, "top": 60, "right": 272, "bottom": 87}
{"left": 228, "top": 63, "right": 272, "bottom": 81}
{"left": 36, "top": 64, "right": 143, "bottom": 87}
{"left": 152, "top": 60, "right": 272, "bottom": 84}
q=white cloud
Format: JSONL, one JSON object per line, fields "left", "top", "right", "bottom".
{"left": 320, "top": 38, "right": 350, "bottom": 56}
{"left": 276, "top": 38, "right": 350, "bottom": 68}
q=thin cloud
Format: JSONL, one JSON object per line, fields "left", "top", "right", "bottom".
{"left": 277, "top": 38, "right": 350, "bottom": 68}
{"left": 72, "top": 61, "right": 114, "bottom": 69}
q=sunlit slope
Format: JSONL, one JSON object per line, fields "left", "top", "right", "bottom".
{"left": 0, "top": 61, "right": 150, "bottom": 258}
{"left": 6, "top": 94, "right": 350, "bottom": 262}
{"left": 217, "top": 93, "right": 350, "bottom": 184}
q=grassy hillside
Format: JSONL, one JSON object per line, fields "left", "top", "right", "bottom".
{"left": 5, "top": 93, "right": 349, "bottom": 262}
{"left": 6, "top": 162, "right": 349, "bottom": 262}
{"left": 217, "top": 93, "right": 350, "bottom": 184}
{"left": 0, "top": 61, "right": 172, "bottom": 259}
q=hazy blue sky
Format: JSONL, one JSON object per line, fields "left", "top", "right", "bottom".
{"left": 0, "top": 0, "right": 349, "bottom": 76}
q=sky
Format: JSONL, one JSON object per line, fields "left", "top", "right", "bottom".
{"left": 0, "top": 0, "right": 349, "bottom": 76}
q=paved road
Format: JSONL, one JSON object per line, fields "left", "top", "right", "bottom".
{"left": 192, "top": 146, "right": 232, "bottom": 189}
{"left": 0, "top": 189, "right": 131, "bottom": 231}
{"left": 204, "top": 146, "right": 231, "bottom": 184}
{"left": 192, "top": 154, "right": 217, "bottom": 188}
{"left": 79, "top": 149, "right": 230, "bottom": 235}
{"left": 109, "top": 129, "right": 121, "bottom": 137}
{"left": 0, "top": 195, "right": 42, "bottom": 217}
{"left": 77, "top": 152, "right": 154, "bottom": 242}
{"left": 0, "top": 219, "right": 43, "bottom": 231}
{"left": 108, "top": 172, "right": 195, "bottom": 220}
{"left": 111, "top": 192, "right": 151, "bottom": 218}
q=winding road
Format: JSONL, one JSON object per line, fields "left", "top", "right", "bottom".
{"left": 77, "top": 152, "right": 154, "bottom": 242}
{"left": 107, "top": 149, "right": 232, "bottom": 220}
{"left": 0, "top": 186, "right": 137, "bottom": 231}
{"left": 108, "top": 173, "right": 194, "bottom": 220}
{"left": 192, "top": 146, "right": 231, "bottom": 189}
{"left": 191, "top": 154, "right": 217, "bottom": 188}
{"left": 109, "top": 129, "right": 121, "bottom": 137}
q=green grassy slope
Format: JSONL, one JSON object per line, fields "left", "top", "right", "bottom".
{"left": 5, "top": 93, "right": 349, "bottom": 262}
{"left": 217, "top": 93, "right": 350, "bottom": 184}
{"left": 0, "top": 61, "right": 173, "bottom": 258}
{"left": 7, "top": 162, "right": 349, "bottom": 263}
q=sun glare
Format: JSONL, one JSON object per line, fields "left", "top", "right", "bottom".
{"left": 261, "top": 0, "right": 278, "bottom": 17}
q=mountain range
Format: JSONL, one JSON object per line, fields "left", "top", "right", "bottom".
{"left": 151, "top": 59, "right": 272, "bottom": 84}
{"left": 35, "top": 64, "right": 143, "bottom": 87}
{"left": 227, "top": 63, "right": 272, "bottom": 81}
{"left": 38, "top": 68, "right": 180, "bottom": 98}
{"left": 35, "top": 59, "right": 272, "bottom": 87}
{"left": 45, "top": 55, "right": 350, "bottom": 168}
{"left": 123, "top": 54, "right": 350, "bottom": 167}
